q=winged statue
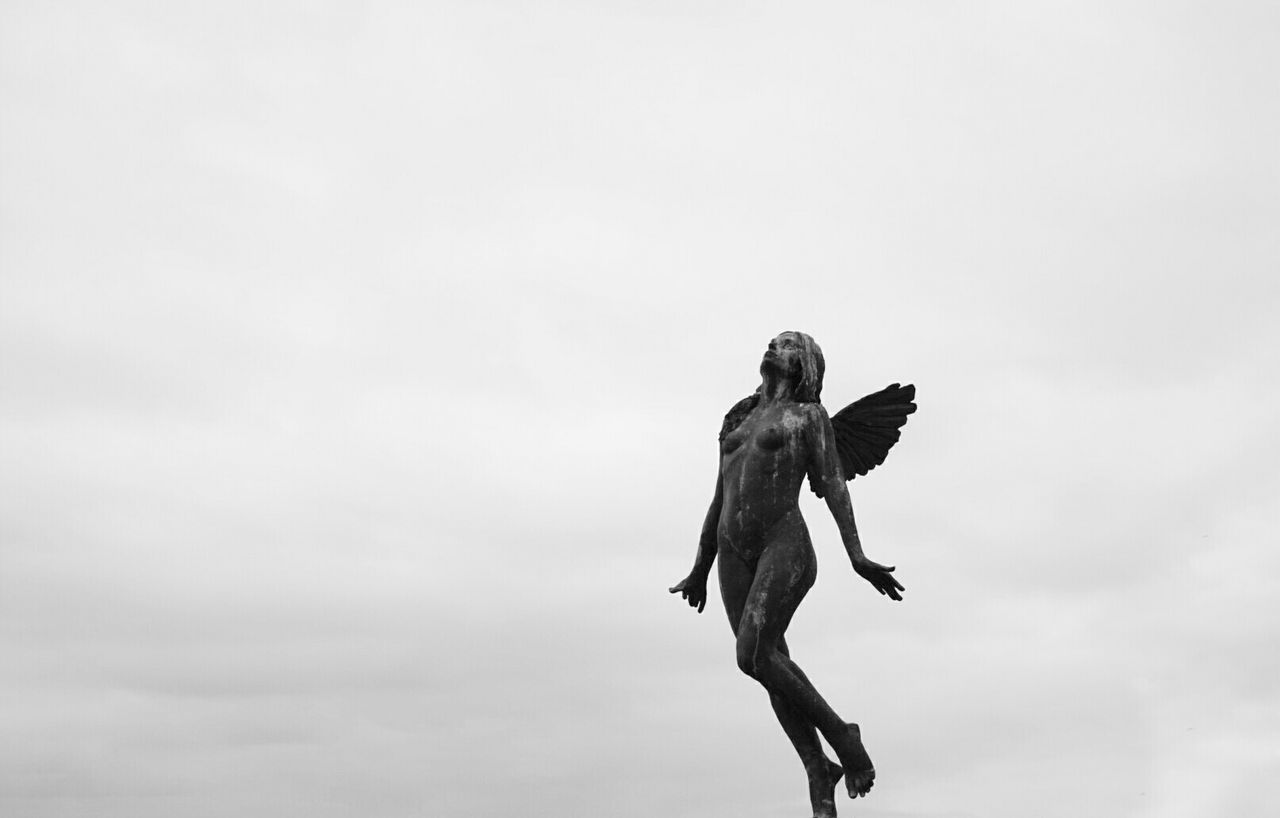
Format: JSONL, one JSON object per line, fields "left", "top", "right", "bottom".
{"left": 670, "top": 331, "right": 916, "bottom": 818}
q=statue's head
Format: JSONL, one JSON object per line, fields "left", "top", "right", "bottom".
{"left": 762, "top": 330, "right": 825, "bottom": 403}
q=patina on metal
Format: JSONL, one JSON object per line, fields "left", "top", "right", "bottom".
{"left": 670, "top": 331, "right": 915, "bottom": 818}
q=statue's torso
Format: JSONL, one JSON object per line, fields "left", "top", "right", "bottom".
{"left": 717, "top": 402, "right": 812, "bottom": 561}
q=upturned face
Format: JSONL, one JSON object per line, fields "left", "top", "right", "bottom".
{"left": 761, "top": 331, "right": 804, "bottom": 377}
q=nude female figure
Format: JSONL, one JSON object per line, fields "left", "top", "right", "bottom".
{"left": 669, "top": 331, "right": 912, "bottom": 818}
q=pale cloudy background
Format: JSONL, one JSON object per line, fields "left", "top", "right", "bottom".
{"left": 2, "top": 3, "right": 1278, "bottom": 817}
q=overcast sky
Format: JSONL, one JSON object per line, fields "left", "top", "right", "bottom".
{"left": 2, "top": 3, "right": 1278, "bottom": 817}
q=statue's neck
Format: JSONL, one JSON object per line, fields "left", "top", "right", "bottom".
{"left": 759, "top": 374, "right": 798, "bottom": 405}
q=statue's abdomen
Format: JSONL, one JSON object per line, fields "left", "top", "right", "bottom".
{"left": 717, "top": 428, "right": 808, "bottom": 560}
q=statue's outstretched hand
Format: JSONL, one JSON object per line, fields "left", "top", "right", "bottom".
{"left": 669, "top": 572, "right": 709, "bottom": 613}
{"left": 853, "top": 556, "right": 905, "bottom": 601}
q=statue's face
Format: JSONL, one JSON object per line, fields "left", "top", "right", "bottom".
{"left": 762, "top": 331, "right": 804, "bottom": 377}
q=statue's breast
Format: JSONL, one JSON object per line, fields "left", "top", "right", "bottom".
{"left": 755, "top": 426, "right": 786, "bottom": 451}
{"left": 721, "top": 430, "right": 748, "bottom": 455}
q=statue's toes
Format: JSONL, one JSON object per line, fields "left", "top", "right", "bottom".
{"left": 846, "top": 769, "right": 875, "bottom": 798}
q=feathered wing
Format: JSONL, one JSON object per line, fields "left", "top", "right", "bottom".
{"left": 830, "top": 383, "right": 916, "bottom": 480}
{"left": 719, "top": 393, "right": 760, "bottom": 442}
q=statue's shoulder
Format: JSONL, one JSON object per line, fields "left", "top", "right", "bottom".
{"left": 781, "top": 402, "right": 829, "bottom": 440}
{"left": 788, "top": 401, "right": 829, "bottom": 427}
{"left": 798, "top": 401, "right": 829, "bottom": 420}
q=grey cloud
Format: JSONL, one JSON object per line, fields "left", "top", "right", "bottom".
{"left": 4, "top": 2, "right": 1279, "bottom": 817}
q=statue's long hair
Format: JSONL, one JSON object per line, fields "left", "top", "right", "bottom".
{"left": 718, "top": 332, "right": 826, "bottom": 441}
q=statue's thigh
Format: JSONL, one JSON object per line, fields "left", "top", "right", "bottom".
{"left": 740, "top": 528, "right": 816, "bottom": 649}
{"left": 717, "top": 550, "right": 754, "bottom": 634}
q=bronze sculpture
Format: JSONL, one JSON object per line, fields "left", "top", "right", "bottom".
{"left": 670, "top": 331, "right": 915, "bottom": 818}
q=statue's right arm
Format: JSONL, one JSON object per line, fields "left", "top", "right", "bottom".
{"left": 669, "top": 468, "right": 722, "bottom": 613}
{"left": 690, "top": 470, "right": 724, "bottom": 578}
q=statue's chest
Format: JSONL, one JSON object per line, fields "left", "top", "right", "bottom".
{"left": 721, "top": 420, "right": 793, "bottom": 459}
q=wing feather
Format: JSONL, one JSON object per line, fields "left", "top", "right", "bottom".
{"left": 830, "top": 383, "right": 916, "bottom": 480}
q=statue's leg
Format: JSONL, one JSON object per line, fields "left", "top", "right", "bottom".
{"left": 735, "top": 513, "right": 875, "bottom": 799}
{"left": 768, "top": 639, "right": 825, "bottom": 765}
{"left": 716, "top": 546, "right": 753, "bottom": 632}
{"left": 720, "top": 550, "right": 841, "bottom": 816}
{"left": 774, "top": 638, "right": 844, "bottom": 818}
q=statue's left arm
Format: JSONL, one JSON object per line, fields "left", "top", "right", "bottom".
{"left": 804, "top": 404, "right": 906, "bottom": 601}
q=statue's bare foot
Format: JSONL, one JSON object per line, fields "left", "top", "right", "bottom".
{"left": 834, "top": 723, "right": 875, "bottom": 799}
{"left": 805, "top": 757, "right": 844, "bottom": 817}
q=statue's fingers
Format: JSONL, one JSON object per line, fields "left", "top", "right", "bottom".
{"left": 697, "top": 598, "right": 706, "bottom": 613}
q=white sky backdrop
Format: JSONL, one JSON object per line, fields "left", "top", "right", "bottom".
{"left": 2, "top": 3, "right": 1278, "bottom": 817}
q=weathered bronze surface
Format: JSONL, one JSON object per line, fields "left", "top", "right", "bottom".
{"left": 670, "top": 331, "right": 916, "bottom": 818}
